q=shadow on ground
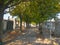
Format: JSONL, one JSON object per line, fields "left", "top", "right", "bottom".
{"left": 3, "top": 28, "right": 59, "bottom": 45}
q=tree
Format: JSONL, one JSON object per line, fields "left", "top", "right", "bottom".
{"left": 10, "top": 2, "right": 30, "bottom": 31}
{"left": 22, "top": 2, "right": 32, "bottom": 28}
{"left": 0, "top": 0, "right": 26, "bottom": 44}
{"left": 29, "top": 0, "right": 60, "bottom": 34}
{"left": 10, "top": 0, "right": 60, "bottom": 34}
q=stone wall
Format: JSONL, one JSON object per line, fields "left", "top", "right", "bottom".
{"left": 54, "top": 19, "right": 60, "bottom": 36}
{"left": 3, "top": 20, "right": 13, "bottom": 33}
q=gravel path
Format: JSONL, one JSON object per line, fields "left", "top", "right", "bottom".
{"left": 5, "top": 28, "right": 60, "bottom": 45}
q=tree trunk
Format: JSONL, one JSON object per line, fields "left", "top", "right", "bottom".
{"left": 20, "top": 15, "right": 22, "bottom": 32}
{"left": 26, "top": 21, "right": 30, "bottom": 28}
{"left": 39, "top": 22, "right": 42, "bottom": 34}
{"left": 36, "top": 23, "right": 37, "bottom": 28}
{"left": 0, "top": 12, "right": 4, "bottom": 45}
{"left": 0, "top": 1, "right": 4, "bottom": 44}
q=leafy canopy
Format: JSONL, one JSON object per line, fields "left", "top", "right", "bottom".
{"left": 10, "top": 0, "right": 60, "bottom": 23}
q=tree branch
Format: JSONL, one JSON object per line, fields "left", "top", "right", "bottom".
{"left": 4, "top": 0, "right": 15, "bottom": 9}
{"left": 8, "top": 0, "right": 21, "bottom": 8}
{"left": 6, "top": 0, "right": 30, "bottom": 8}
{"left": 4, "top": 0, "right": 30, "bottom": 11}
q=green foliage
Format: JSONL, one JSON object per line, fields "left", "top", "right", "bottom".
{"left": 29, "top": 0, "right": 60, "bottom": 23}
{"left": 10, "top": 0, "right": 60, "bottom": 24}
{"left": 10, "top": 1, "right": 31, "bottom": 21}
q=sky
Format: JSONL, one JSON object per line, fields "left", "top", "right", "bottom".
{"left": 3, "top": 13, "right": 17, "bottom": 20}
{"left": 57, "top": 13, "right": 60, "bottom": 19}
{"left": 4, "top": 13, "right": 12, "bottom": 20}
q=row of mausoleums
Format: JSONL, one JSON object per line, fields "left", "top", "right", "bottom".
{"left": 42, "top": 18, "right": 60, "bottom": 37}
{"left": 3, "top": 17, "right": 60, "bottom": 37}
{"left": 3, "top": 18, "right": 20, "bottom": 33}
